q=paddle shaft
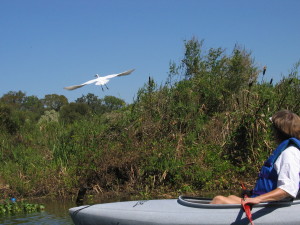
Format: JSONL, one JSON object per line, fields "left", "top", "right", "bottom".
{"left": 241, "top": 183, "right": 255, "bottom": 225}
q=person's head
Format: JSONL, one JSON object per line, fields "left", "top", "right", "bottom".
{"left": 271, "top": 110, "right": 300, "bottom": 142}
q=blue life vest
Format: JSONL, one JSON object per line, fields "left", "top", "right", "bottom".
{"left": 252, "top": 138, "right": 300, "bottom": 197}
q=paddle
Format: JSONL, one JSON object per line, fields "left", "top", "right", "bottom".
{"left": 241, "top": 183, "right": 255, "bottom": 225}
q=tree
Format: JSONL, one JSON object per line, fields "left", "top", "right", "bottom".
{"left": 59, "top": 103, "right": 91, "bottom": 124}
{"left": 169, "top": 38, "right": 259, "bottom": 114}
{"left": 181, "top": 37, "right": 203, "bottom": 78}
{"left": 22, "top": 95, "right": 44, "bottom": 113}
{"left": 0, "top": 91, "right": 26, "bottom": 109}
{"left": 43, "top": 94, "right": 68, "bottom": 111}
{"left": 75, "top": 93, "right": 103, "bottom": 113}
{"left": 103, "top": 96, "right": 126, "bottom": 111}
{"left": 0, "top": 105, "right": 19, "bottom": 134}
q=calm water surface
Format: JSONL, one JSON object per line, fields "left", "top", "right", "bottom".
{"left": 0, "top": 196, "right": 128, "bottom": 225}
{"left": 0, "top": 199, "right": 76, "bottom": 225}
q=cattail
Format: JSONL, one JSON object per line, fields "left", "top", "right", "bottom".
{"left": 263, "top": 66, "right": 267, "bottom": 75}
{"left": 269, "top": 78, "right": 273, "bottom": 85}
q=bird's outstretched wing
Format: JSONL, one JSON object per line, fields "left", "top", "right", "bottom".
{"left": 64, "top": 84, "right": 86, "bottom": 90}
{"left": 104, "top": 69, "right": 135, "bottom": 79}
{"left": 118, "top": 69, "right": 135, "bottom": 76}
{"left": 64, "top": 77, "right": 97, "bottom": 90}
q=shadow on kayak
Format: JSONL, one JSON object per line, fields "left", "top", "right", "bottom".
{"left": 232, "top": 206, "right": 278, "bottom": 225}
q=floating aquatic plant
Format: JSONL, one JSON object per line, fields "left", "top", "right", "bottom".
{"left": 0, "top": 199, "right": 45, "bottom": 215}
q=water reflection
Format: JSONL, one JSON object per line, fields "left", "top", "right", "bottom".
{"left": 0, "top": 211, "right": 73, "bottom": 225}
{"left": 0, "top": 195, "right": 126, "bottom": 225}
{"left": 0, "top": 199, "right": 76, "bottom": 225}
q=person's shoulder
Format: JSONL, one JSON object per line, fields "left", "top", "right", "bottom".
{"left": 285, "top": 145, "right": 300, "bottom": 152}
{"left": 283, "top": 145, "right": 300, "bottom": 159}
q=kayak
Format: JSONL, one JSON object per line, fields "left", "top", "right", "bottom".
{"left": 69, "top": 196, "right": 300, "bottom": 225}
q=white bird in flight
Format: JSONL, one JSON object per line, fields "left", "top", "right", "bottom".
{"left": 64, "top": 69, "right": 135, "bottom": 91}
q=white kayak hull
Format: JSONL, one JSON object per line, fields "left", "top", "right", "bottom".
{"left": 69, "top": 196, "right": 300, "bottom": 225}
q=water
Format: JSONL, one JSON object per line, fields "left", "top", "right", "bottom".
{"left": 0, "top": 199, "right": 76, "bottom": 225}
{"left": 0, "top": 195, "right": 128, "bottom": 225}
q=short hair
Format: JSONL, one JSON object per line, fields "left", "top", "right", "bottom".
{"left": 271, "top": 110, "right": 300, "bottom": 141}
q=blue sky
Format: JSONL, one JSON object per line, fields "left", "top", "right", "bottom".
{"left": 1, "top": 0, "right": 299, "bottom": 104}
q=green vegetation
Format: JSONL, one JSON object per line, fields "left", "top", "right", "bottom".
{"left": 0, "top": 200, "right": 45, "bottom": 214}
{"left": 0, "top": 37, "right": 300, "bottom": 200}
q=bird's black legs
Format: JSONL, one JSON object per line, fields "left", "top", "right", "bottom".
{"left": 100, "top": 85, "right": 109, "bottom": 91}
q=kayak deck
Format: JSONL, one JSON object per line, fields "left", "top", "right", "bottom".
{"left": 69, "top": 196, "right": 300, "bottom": 225}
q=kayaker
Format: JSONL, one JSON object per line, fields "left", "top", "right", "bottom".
{"left": 211, "top": 110, "right": 300, "bottom": 204}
